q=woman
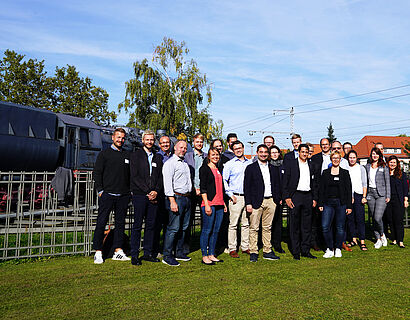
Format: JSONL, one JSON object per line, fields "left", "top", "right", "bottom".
{"left": 210, "top": 139, "right": 229, "bottom": 171}
{"left": 384, "top": 156, "right": 408, "bottom": 248}
{"left": 346, "top": 150, "right": 368, "bottom": 251}
{"left": 269, "top": 145, "right": 285, "bottom": 253}
{"left": 365, "top": 147, "right": 390, "bottom": 249}
{"left": 199, "top": 147, "right": 227, "bottom": 265}
{"left": 318, "top": 151, "right": 352, "bottom": 258}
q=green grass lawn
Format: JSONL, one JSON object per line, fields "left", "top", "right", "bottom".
{"left": 1, "top": 231, "right": 409, "bottom": 320}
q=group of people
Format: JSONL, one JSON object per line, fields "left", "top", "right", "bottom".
{"left": 92, "top": 128, "right": 409, "bottom": 266}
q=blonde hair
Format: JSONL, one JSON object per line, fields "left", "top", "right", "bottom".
{"left": 142, "top": 130, "right": 155, "bottom": 140}
{"left": 330, "top": 150, "right": 341, "bottom": 159}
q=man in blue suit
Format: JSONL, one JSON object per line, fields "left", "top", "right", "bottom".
{"left": 244, "top": 144, "right": 281, "bottom": 262}
{"left": 283, "top": 144, "right": 319, "bottom": 260}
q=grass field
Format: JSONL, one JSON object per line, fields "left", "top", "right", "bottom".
{"left": 1, "top": 231, "right": 409, "bottom": 320}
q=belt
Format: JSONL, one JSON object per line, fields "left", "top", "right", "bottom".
{"left": 296, "top": 190, "right": 311, "bottom": 194}
{"left": 233, "top": 193, "right": 244, "bottom": 196}
{"left": 264, "top": 196, "right": 272, "bottom": 199}
{"left": 174, "top": 192, "right": 191, "bottom": 197}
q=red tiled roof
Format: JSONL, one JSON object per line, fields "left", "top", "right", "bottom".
{"left": 354, "top": 136, "right": 410, "bottom": 159}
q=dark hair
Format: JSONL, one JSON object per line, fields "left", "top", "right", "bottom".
{"left": 269, "top": 145, "right": 282, "bottom": 160}
{"left": 210, "top": 139, "right": 223, "bottom": 148}
{"left": 226, "top": 133, "right": 237, "bottom": 142}
{"left": 231, "top": 140, "right": 244, "bottom": 149}
{"left": 375, "top": 142, "right": 383, "bottom": 147}
{"left": 347, "top": 150, "right": 358, "bottom": 166}
{"left": 206, "top": 147, "right": 221, "bottom": 164}
{"left": 298, "top": 143, "right": 309, "bottom": 151}
{"left": 263, "top": 135, "right": 275, "bottom": 143}
{"left": 343, "top": 142, "right": 352, "bottom": 148}
{"left": 256, "top": 144, "right": 268, "bottom": 152}
{"left": 291, "top": 133, "right": 301, "bottom": 140}
{"left": 113, "top": 127, "right": 126, "bottom": 135}
{"left": 369, "top": 147, "right": 385, "bottom": 167}
{"left": 387, "top": 155, "right": 402, "bottom": 179}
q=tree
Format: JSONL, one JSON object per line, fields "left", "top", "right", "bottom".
{"left": 403, "top": 141, "right": 410, "bottom": 157}
{"left": 118, "top": 37, "right": 223, "bottom": 141}
{"left": 327, "top": 122, "right": 336, "bottom": 143}
{"left": 0, "top": 50, "right": 116, "bottom": 125}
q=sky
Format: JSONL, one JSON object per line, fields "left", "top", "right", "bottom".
{"left": 1, "top": 0, "right": 409, "bottom": 153}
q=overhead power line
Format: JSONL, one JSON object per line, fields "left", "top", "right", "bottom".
{"left": 293, "top": 84, "right": 410, "bottom": 108}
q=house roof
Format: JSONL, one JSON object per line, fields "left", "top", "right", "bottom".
{"left": 354, "top": 136, "right": 410, "bottom": 159}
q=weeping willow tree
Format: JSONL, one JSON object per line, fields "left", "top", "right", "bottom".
{"left": 118, "top": 37, "right": 223, "bottom": 142}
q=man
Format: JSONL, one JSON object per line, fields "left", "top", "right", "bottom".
{"left": 311, "top": 138, "right": 331, "bottom": 174}
{"left": 343, "top": 142, "right": 353, "bottom": 160}
{"left": 211, "top": 139, "right": 230, "bottom": 169}
{"left": 223, "top": 140, "right": 251, "bottom": 258}
{"left": 92, "top": 128, "right": 131, "bottom": 264}
{"left": 283, "top": 144, "right": 318, "bottom": 260}
{"left": 184, "top": 133, "right": 207, "bottom": 253}
{"left": 157, "top": 135, "right": 172, "bottom": 163}
{"left": 306, "top": 142, "right": 314, "bottom": 160}
{"left": 307, "top": 141, "right": 321, "bottom": 251}
{"left": 129, "top": 130, "right": 163, "bottom": 266}
{"left": 375, "top": 142, "right": 387, "bottom": 162}
{"left": 244, "top": 144, "right": 281, "bottom": 262}
{"left": 331, "top": 141, "right": 349, "bottom": 170}
{"left": 223, "top": 133, "right": 238, "bottom": 160}
{"left": 162, "top": 140, "right": 192, "bottom": 266}
{"left": 253, "top": 135, "right": 275, "bottom": 162}
{"left": 283, "top": 134, "right": 302, "bottom": 166}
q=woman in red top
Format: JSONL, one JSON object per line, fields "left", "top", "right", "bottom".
{"left": 199, "top": 147, "right": 227, "bottom": 265}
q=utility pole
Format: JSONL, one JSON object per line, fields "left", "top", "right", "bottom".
{"left": 272, "top": 107, "right": 295, "bottom": 147}
{"left": 248, "top": 141, "right": 257, "bottom": 158}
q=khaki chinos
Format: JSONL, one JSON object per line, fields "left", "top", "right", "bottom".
{"left": 228, "top": 195, "right": 250, "bottom": 252}
{"left": 249, "top": 198, "right": 276, "bottom": 254}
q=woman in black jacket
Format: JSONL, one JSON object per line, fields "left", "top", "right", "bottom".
{"left": 318, "top": 151, "right": 352, "bottom": 258}
{"left": 384, "top": 156, "right": 409, "bottom": 248}
{"left": 199, "top": 147, "right": 227, "bottom": 265}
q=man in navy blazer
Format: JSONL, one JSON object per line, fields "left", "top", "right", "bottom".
{"left": 244, "top": 144, "right": 280, "bottom": 262}
{"left": 283, "top": 144, "right": 319, "bottom": 260}
{"left": 283, "top": 133, "right": 302, "bottom": 167}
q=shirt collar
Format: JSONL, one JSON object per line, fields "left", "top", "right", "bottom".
{"left": 111, "top": 144, "right": 122, "bottom": 152}
{"left": 258, "top": 160, "right": 268, "bottom": 167}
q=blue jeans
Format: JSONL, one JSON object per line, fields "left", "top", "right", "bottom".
{"left": 322, "top": 198, "right": 346, "bottom": 250}
{"left": 163, "top": 195, "right": 191, "bottom": 259}
{"left": 200, "top": 205, "right": 224, "bottom": 256}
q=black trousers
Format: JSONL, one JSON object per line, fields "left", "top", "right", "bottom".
{"left": 384, "top": 195, "right": 405, "bottom": 243}
{"left": 130, "top": 194, "right": 158, "bottom": 257}
{"left": 311, "top": 207, "right": 322, "bottom": 248}
{"left": 92, "top": 193, "right": 130, "bottom": 251}
{"left": 153, "top": 196, "right": 168, "bottom": 256}
{"left": 288, "top": 191, "right": 313, "bottom": 256}
{"left": 271, "top": 204, "right": 283, "bottom": 250}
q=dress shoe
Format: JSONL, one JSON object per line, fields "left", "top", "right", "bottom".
{"left": 275, "top": 247, "right": 286, "bottom": 254}
{"left": 131, "top": 256, "right": 142, "bottom": 266}
{"left": 293, "top": 254, "right": 300, "bottom": 260}
{"left": 229, "top": 250, "right": 240, "bottom": 258}
{"left": 201, "top": 260, "right": 215, "bottom": 265}
{"left": 301, "top": 252, "right": 317, "bottom": 259}
{"left": 342, "top": 243, "right": 352, "bottom": 252}
{"left": 241, "top": 249, "right": 251, "bottom": 255}
{"left": 141, "top": 255, "right": 160, "bottom": 262}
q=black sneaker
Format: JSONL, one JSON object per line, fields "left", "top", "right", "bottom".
{"left": 175, "top": 254, "right": 191, "bottom": 261}
{"left": 301, "top": 252, "right": 317, "bottom": 259}
{"left": 263, "top": 251, "right": 280, "bottom": 260}
{"left": 131, "top": 256, "right": 142, "bottom": 266}
{"left": 141, "top": 255, "right": 160, "bottom": 262}
{"left": 250, "top": 253, "right": 258, "bottom": 262}
{"left": 162, "top": 257, "right": 180, "bottom": 266}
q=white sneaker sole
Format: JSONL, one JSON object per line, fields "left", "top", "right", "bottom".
{"left": 175, "top": 257, "right": 191, "bottom": 261}
{"left": 112, "top": 256, "right": 131, "bottom": 261}
{"left": 94, "top": 260, "right": 103, "bottom": 264}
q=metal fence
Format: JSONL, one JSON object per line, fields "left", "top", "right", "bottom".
{"left": 0, "top": 170, "right": 408, "bottom": 261}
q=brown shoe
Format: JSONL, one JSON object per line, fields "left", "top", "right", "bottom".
{"left": 229, "top": 250, "right": 239, "bottom": 258}
{"left": 313, "top": 245, "right": 321, "bottom": 252}
{"left": 241, "top": 249, "right": 250, "bottom": 255}
{"left": 342, "top": 243, "right": 352, "bottom": 252}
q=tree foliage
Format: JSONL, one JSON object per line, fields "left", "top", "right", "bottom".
{"left": 327, "top": 122, "right": 337, "bottom": 143}
{"left": 119, "top": 37, "right": 223, "bottom": 142}
{"left": 0, "top": 49, "right": 116, "bottom": 125}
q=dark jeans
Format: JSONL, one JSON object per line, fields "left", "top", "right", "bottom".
{"left": 92, "top": 193, "right": 130, "bottom": 251}
{"left": 311, "top": 207, "right": 322, "bottom": 248}
{"left": 200, "top": 205, "right": 224, "bottom": 256}
{"left": 153, "top": 196, "right": 168, "bottom": 256}
{"left": 384, "top": 195, "right": 405, "bottom": 242}
{"left": 163, "top": 195, "right": 191, "bottom": 258}
{"left": 271, "top": 204, "right": 283, "bottom": 250}
{"left": 322, "top": 198, "right": 346, "bottom": 250}
{"left": 346, "top": 192, "right": 366, "bottom": 241}
{"left": 289, "top": 191, "right": 313, "bottom": 256}
{"left": 130, "top": 194, "right": 158, "bottom": 257}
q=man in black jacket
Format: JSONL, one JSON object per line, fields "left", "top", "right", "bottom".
{"left": 283, "top": 144, "right": 319, "bottom": 260}
{"left": 244, "top": 144, "right": 280, "bottom": 262}
{"left": 129, "top": 130, "right": 163, "bottom": 266}
{"left": 283, "top": 133, "right": 302, "bottom": 167}
{"left": 93, "top": 128, "right": 131, "bottom": 264}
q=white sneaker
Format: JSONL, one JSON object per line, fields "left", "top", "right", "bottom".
{"left": 374, "top": 239, "right": 382, "bottom": 249}
{"left": 94, "top": 251, "right": 103, "bottom": 264}
{"left": 381, "top": 234, "right": 388, "bottom": 247}
{"left": 112, "top": 249, "right": 131, "bottom": 261}
{"left": 335, "top": 248, "right": 342, "bottom": 258}
{"left": 323, "top": 248, "right": 334, "bottom": 258}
